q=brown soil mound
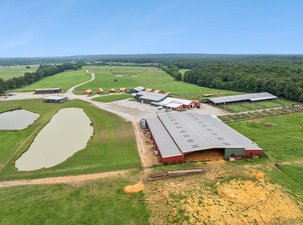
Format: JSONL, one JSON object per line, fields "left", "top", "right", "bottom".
{"left": 124, "top": 182, "right": 144, "bottom": 194}
{"left": 145, "top": 168, "right": 303, "bottom": 225}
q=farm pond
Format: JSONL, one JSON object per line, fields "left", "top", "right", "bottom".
{"left": 15, "top": 108, "right": 93, "bottom": 171}
{"left": 0, "top": 109, "right": 39, "bottom": 130}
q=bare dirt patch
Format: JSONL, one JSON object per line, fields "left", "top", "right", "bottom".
{"left": 144, "top": 164, "right": 303, "bottom": 225}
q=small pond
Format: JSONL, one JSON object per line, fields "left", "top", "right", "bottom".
{"left": 0, "top": 109, "right": 39, "bottom": 130}
{"left": 15, "top": 108, "right": 94, "bottom": 171}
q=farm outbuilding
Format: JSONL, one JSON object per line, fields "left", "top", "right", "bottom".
{"left": 84, "top": 89, "right": 93, "bottom": 95}
{"left": 152, "top": 97, "right": 195, "bottom": 111}
{"left": 35, "top": 88, "right": 61, "bottom": 94}
{"left": 120, "top": 87, "right": 127, "bottom": 93}
{"left": 135, "top": 91, "right": 168, "bottom": 104}
{"left": 206, "top": 92, "right": 278, "bottom": 105}
{"left": 145, "top": 88, "right": 153, "bottom": 92}
{"left": 43, "top": 95, "right": 68, "bottom": 103}
{"left": 146, "top": 113, "right": 262, "bottom": 164}
{"left": 109, "top": 88, "right": 116, "bottom": 93}
{"left": 96, "top": 88, "right": 104, "bottom": 94}
{"left": 133, "top": 86, "right": 145, "bottom": 93}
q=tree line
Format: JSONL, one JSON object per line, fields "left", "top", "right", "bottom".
{"left": 160, "top": 65, "right": 182, "bottom": 81}
{"left": 0, "top": 62, "right": 83, "bottom": 94}
{"left": 183, "top": 64, "right": 303, "bottom": 102}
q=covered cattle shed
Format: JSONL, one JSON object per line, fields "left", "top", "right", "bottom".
{"left": 43, "top": 95, "right": 68, "bottom": 103}
{"left": 206, "top": 92, "right": 278, "bottom": 105}
{"left": 146, "top": 113, "right": 262, "bottom": 164}
{"left": 35, "top": 88, "right": 61, "bottom": 94}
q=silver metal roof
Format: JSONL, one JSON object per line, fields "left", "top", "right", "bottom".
{"left": 44, "top": 95, "right": 67, "bottom": 101}
{"left": 35, "top": 88, "right": 61, "bottom": 91}
{"left": 208, "top": 92, "right": 277, "bottom": 104}
{"left": 136, "top": 91, "right": 168, "bottom": 102}
{"left": 146, "top": 113, "right": 261, "bottom": 158}
{"left": 146, "top": 117, "right": 182, "bottom": 158}
{"left": 158, "top": 113, "right": 262, "bottom": 153}
{"left": 134, "top": 86, "right": 145, "bottom": 92}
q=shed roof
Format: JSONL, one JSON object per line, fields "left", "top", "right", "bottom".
{"left": 146, "top": 117, "right": 182, "bottom": 158}
{"left": 35, "top": 88, "right": 61, "bottom": 91}
{"left": 134, "top": 86, "right": 145, "bottom": 92}
{"left": 158, "top": 113, "right": 262, "bottom": 153}
{"left": 136, "top": 91, "right": 168, "bottom": 102}
{"left": 208, "top": 92, "right": 277, "bottom": 104}
{"left": 153, "top": 97, "right": 193, "bottom": 107}
{"left": 44, "top": 95, "right": 67, "bottom": 101}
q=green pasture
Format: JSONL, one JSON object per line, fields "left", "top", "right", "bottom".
{"left": 17, "top": 69, "right": 91, "bottom": 92}
{"left": 74, "top": 66, "right": 239, "bottom": 99}
{"left": 0, "top": 99, "right": 140, "bottom": 180}
{"left": 0, "top": 65, "right": 39, "bottom": 80}
{"left": 0, "top": 176, "right": 150, "bottom": 225}
{"left": 93, "top": 94, "right": 132, "bottom": 102}
{"left": 229, "top": 112, "right": 303, "bottom": 162}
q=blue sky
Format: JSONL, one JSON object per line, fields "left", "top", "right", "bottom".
{"left": 0, "top": 0, "right": 302, "bottom": 57}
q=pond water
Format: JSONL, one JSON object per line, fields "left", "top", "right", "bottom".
{"left": 0, "top": 109, "right": 39, "bottom": 130}
{"left": 15, "top": 108, "right": 94, "bottom": 171}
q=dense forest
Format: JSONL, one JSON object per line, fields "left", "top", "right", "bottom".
{"left": 0, "top": 63, "right": 83, "bottom": 94}
{"left": 184, "top": 64, "right": 303, "bottom": 101}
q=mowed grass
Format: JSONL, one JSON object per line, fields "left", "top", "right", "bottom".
{"left": 93, "top": 94, "right": 131, "bottom": 102}
{"left": 74, "top": 66, "right": 239, "bottom": 99}
{"left": 0, "top": 65, "right": 39, "bottom": 80}
{"left": 228, "top": 112, "right": 303, "bottom": 162}
{"left": 0, "top": 99, "right": 140, "bottom": 180}
{"left": 0, "top": 176, "right": 150, "bottom": 225}
{"left": 222, "top": 99, "right": 298, "bottom": 113}
{"left": 17, "top": 69, "right": 91, "bottom": 92}
{"left": 271, "top": 165, "right": 303, "bottom": 203}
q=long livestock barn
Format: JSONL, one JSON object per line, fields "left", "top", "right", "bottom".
{"left": 206, "top": 92, "right": 277, "bottom": 105}
{"left": 35, "top": 88, "right": 61, "bottom": 94}
{"left": 146, "top": 113, "right": 262, "bottom": 164}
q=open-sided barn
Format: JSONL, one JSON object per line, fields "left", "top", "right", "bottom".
{"left": 43, "top": 95, "right": 68, "bottom": 103}
{"left": 206, "top": 92, "right": 278, "bottom": 105}
{"left": 146, "top": 113, "right": 262, "bottom": 164}
{"left": 35, "top": 88, "right": 61, "bottom": 94}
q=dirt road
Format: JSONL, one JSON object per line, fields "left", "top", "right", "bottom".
{"left": 0, "top": 169, "right": 129, "bottom": 188}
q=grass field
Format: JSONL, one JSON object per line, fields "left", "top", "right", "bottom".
{"left": 271, "top": 165, "right": 303, "bottom": 203}
{"left": 0, "top": 99, "right": 140, "bottom": 180}
{"left": 221, "top": 99, "right": 298, "bottom": 113}
{"left": 92, "top": 94, "right": 131, "bottom": 102}
{"left": 0, "top": 176, "right": 150, "bottom": 225}
{"left": 179, "top": 69, "right": 189, "bottom": 75}
{"left": 0, "top": 65, "right": 39, "bottom": 80}
{"left": 17, "top": 69, "right": 91, "bottom": 92}
{"left": 74, "top": 66, "right": 239, "bottom": 99}
{"left": 229, "top": 112, "right": 303, "bottom": 162}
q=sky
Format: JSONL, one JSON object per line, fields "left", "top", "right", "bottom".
{"left": 0, "top": 0, "right": 303, "bottom": 57}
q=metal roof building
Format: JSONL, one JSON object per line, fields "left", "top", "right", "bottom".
{"left": 146, "top": 113, "right": 262, "bottom": 164}
{"left": 43, "top": 95, "right": 68, "bottom": 103}
{"left": 152, "top": 97, "right": 194, "bottom": 110}
{"left": 207, "top": 92, "right": 278, "bottom": 104}
{"left": 133, "top": 86, "right": 145, "bottom": 92}
{"left": 35, "top": 88, "right": 61, "bottom": 94}
{"left": 136, "top": 91, "right": 168, "bottom": 103}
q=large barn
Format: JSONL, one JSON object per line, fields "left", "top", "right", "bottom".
{"left": 146, "top": 113, "right": 262, "bottom": 164}
{"left": 206, "top": 92, "right": 278, "bottom": 105}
